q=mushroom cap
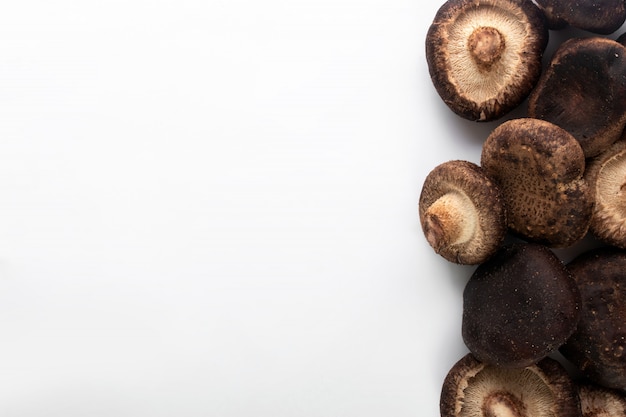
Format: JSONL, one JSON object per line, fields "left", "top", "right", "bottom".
{"left": 533, "top": 0, "right": 626, "bottom": 34}
{"left": 560, "top": 246, "right": 626, "bottom": 391}
{"left": 462, "top": 242, "right": 581, "bottom": 368}
{"left": 419, "top": 160, "right": 506, "bottom": 265}
{"left": 425, "top": 0, "right": 548, "bottom": 122}
{"left": 480, "top": 118, "right": 593, "bottom": 247}
{"left": 440, "top": 353, "right": 582, "bottom": 417}
{"left": 527, "top": 37, "right": 626, "bottom": 158}
{"left": 577, "top": 382, "right": 626, "bottom": 416}
{"left": 584, "top": 136, "right": 626, "bottom": 249}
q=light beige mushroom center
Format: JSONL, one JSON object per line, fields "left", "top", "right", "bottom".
{"left": 423, "top": 190, "right": 477, "bottom": 251}
{"left": 447, "top": 5, "right": 529, "bottom": 103}
{"left": 468, "top": 26, "right": 505, "bottom": 71}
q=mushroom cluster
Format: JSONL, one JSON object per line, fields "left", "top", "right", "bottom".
{"left": 421, "top": 0, "right": 626, "bottom": 414}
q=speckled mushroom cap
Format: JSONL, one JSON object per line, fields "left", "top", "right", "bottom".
{"left": 462, "top": 242, "right": 581, "bottom": 368}
{"left": 440, "top": 353, "right": 582, "bottom": 417}
{"left": 584, "top": 136, "right": 626, "bottom": 249}
{"left": 527, "top": 37, "right": 626, "bottom": 158}
{"left": 480, "top": 118, "right": 593, "bottom": 247}
{"left": 533, "top": 0, "right": 626, "bottom": 34}
{"left": 425, "top": 0, "right": 548, "bottom": 122}
{"left": 419, "top": 160, "right": 506, "bottom": 265}
{"left": 561, "top": 246, "right": 626, "bottom": 391}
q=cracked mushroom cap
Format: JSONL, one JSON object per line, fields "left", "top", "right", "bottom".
{"left": 462, "top": 242, "right": 581, "bottom": 368}
{"left": 419, "top": 160, "right": 506, "bottom": 265}
{"left": 560, "top": 246, "right": 626, "bottom": 391}
{"left": 577, "top": 382, "right": 626, "bottom": 417}
{"left": 533, "top": 0, "right": 626, "bottom": 34}
{"left": 440, "top": 353, "right": 582, "bottom": 417}
{"left": 480, "top": 118, "right": 593, "bottom": 248}
{"left": 527, "top": 37, "right": 626, "bottom": 158}
{"left": 584, "top": 135, "right": 626, "bottom": 249}
{"left": 425, "top": 0, "right": 548, "bottom": 122}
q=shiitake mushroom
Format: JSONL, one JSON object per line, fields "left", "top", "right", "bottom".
{"left": 527, "top": 37, "right": 626, "bottom": 159}
{"left": 462, "top": 242, "right": 581, "bottom": 368}
{"left": 425, "top": 0, "right": 548, "bottom": 121}
{"left": 560, "top": 246, "right": 626, "bottom": 391}
{"left": 440, "top": 353, "right": 582, "bottom": 417}
{"left": 480, "top": 118, "right": 593, "bottom": 248}
{"left": 419, "top": 160, "right": 507, "bottom": 265}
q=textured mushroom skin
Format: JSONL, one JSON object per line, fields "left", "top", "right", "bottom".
{"left": 481, "top": 118, "right": 593, "bottom": 247}
{"left": 425, "top": 0, "right": 548, "bottom": 121}
{"left": 462, "top": 243, "right": 581, "bottom": 368}
{"left": 561, "top": 247, "right": 626, "bottom": 391}
{"left": 440, "top": 353, "right": 582, "bottom": 417}
{"left": 533, "top": 0, "right": 626, "bottom": 34}
{"left": 584, "top": 137, "right": 626, "bottom": 249}
{"left": 527, "top": 37, "right": 626, "bottom": 158}
{"left": 419, "top": 160, "right": 506, "bottom": 265}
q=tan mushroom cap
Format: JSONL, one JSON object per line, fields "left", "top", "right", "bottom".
{"left": 426, "top": 0, "right": 548, "bottom": 121}
{"left": 480, "top": 118, "right": 593, "bottom": 247}
{"left": 419, "top": 160, "right": 506, "bottom": 265}
{"left": 440, "top": 353, "right": 582, "bottom": 417}
{"left": 585, "top": 136, "right": 626, "bottom": 248}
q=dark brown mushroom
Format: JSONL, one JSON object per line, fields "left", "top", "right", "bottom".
{"left": 419, "top": 160, "right": 507, "bottom": 265}
{"left": 462, "top": 242, "right": 581, "bottom": 368}
{"left": 425, "top": 0, "right": 548, "bottom": 122}
{"left": 480, "top": 118, "right": 593, "bottom": 248}
{"left": 584, "top": 135, "right": 626, "bottom": 249}
{"left": 527, "top": 37, "right": 626, "bottom": 158}
{"left": 577, "top": 382, "right": 626, "bottom": 416}
{"left": 560, "top": 246, "right": 626, "bottom": 391}
{"left": 440, "top": 353, "right": 582, "bottom": 417}
{"left": 533, "top": 0, "right": 626, "bottom": 34}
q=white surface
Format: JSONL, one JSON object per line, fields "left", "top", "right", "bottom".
{"left": 0, "top": 1, "right": 602, "bottom": 416}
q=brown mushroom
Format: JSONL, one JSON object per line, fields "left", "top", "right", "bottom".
{"left": 584, "top": 135, "right": 626, "bottom": 249}
{"left": 527, "top": 37, "right": 626, "bottom": 158}
{"left": 462, "top": 242, "right": 581, "bottom": 368}
{"left": 533, "top": 0, "right": 626, "bottom": 34}
{"left": 440, "top": 353, "right": 582, "bottom": 417}
{"left": 419, "top": 160, "right": 506, "bottom": 264}
{"left": 577, "top": 382, "right": 626, "bottom": 416}
{"left": 425, "top": 0, "right": 548, "bottom": 122}
{"left": 560, "top": 246, "right": 626, "bottom": 391}
{"left": 480, "top": 118, "right": 593, "bottom": 248}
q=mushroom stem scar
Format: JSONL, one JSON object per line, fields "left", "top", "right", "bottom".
{"left": 468, "top": 26, "right": 505, "bottom": 71}
{"left": 423, "top": 191, "right": 477, "bottom": 251}
{"left": 482, "top": 391, "right": 528, "bottom": 417}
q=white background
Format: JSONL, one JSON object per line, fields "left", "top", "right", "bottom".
{"left": 0, "top": 1, "right": 613, "bottom": 416}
